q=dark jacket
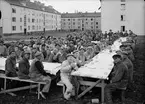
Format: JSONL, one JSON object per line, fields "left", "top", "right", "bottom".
{"left": 18, "top": 57, "right": 30, "bottom": 79}
{"left": 29, "top": 59, "right": 47, "bottom": 80}
{"left": 5, "top": 57, "right": 17, "bottom": 77}
{"left": 111, "top": 62, "right": 129, "bottom": 88}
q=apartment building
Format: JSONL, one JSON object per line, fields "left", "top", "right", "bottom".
{"left": 0, "top": 0, "right": 61, "bottom": 34}
{"left": 61, "top": 12, "right": 101, "bottom": 31}
{"left": 100, "top": 0, "right": 145, "bottom": 35}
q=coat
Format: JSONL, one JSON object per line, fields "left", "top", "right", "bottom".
{"left": 5, "top": 57, "right": 17, "bottom": 77}
{"left": 111, "top": 62, "right": 129, "bottom": 88}
{"left": 18, "top": 57, "right": 30, "bottom": 79}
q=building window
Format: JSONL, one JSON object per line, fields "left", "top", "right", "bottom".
{"left": 91, "top": 18, "right": 93, "bottom": 21}
{"left": 20, "top": 26, "right": 22, "bottom": 31}
{"left": 28, "top": 26, "right": 30, "bottom": 30}
{"left": 32, "top": 19, "right": 35, "bottom": 23}
{"left": 12, "top": 26, "right": 16, "bottom": 31}
{"left": 68, "top": 23, "right": 71, "bottom": 25}
{"left": 68, "top": 19, "right": 70, "bottom": 21}
{"left": 82, "top": 24, "right": 84, "bottom": 27}
{"left": 20, "top": 18, "right": 22, "bottom": 22}
{"left": 86, "top": 18, "right": 88, "bottom": 21}
{"left": 121, "top": 0, "right": 125, "bottom": 2}
{"left": 73, "top": 19, "right": 75, "bottom": 21}
{"left": 91, "top": 22, "right": 93, "bottom": 25}
{"left": 96, "top": 22, "right": 98, "bottom": 25}
{"left": 121, "top": 4, "right": 125, "bottom": 10}
{"left": 121, "top": 26, "right": 125, "bottom": 31}
{"left": 91, "top": 26, "right": 93, "bottom": 29}
{"left": 78, "top": 26, "right": 80, "bottom": 29}
{"left": 28, "top": 18, "right": 30, "bottom": 23}
{"left": 73, "top": 22, "right": 75, "bottom": 25}
{"left": 32, "top": 25, "right": 35, "bottom": 30}
{"left": 12, "top": 17, "right": 16, "bottom": 22}
{"left": 121, "top": 15, "right": 125, "bottom": 21}
{"left": 96, "top": 26, "right": 98, "bottom": 28}
{"left": 12, "top": 8, "right": 16, "bottom": 13}
{"left": 86, "top": 22, "right": 88, "bottom": 25}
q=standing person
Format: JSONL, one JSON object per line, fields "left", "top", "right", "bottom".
{"left": 29, "top": 52, "right": 51, "bottom": 99}
{"left": 5, "top": 51, "right": 17, "bottom": 77}
{"left": 105, "top": 54, "right": 129, "bottom": 104}
{"left": 108, "top": 29, "right": 113, "bottom": 41}
{"left": 60, "top": 54, "right": 79, "bottom": 100}
{"left": 0, "top": 40, "right": 7, "bottom": 57}
{"left": 18, "top": 51, "right": 30, "bottom": 79}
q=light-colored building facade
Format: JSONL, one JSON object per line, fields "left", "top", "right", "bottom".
{"left": 101, "top": 0, "right": 145, "bottom": 35}
{"left": 0, "top": 0, "right": 61, "bottom": 34}
{"left": 61, "top": 12, "right": 101, "bottom": 31}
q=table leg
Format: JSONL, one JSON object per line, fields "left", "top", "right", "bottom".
{"left": 101, "top": 80, "right": 105, "bottom": 104}
{"left": 38, "top": 84, "right": 40, "bottom": 99}
{"left": 4, "top": 78, "right": 6, "bottom": 90}
{"left": 77, "top": 80, "right": 101, "bottom": 99}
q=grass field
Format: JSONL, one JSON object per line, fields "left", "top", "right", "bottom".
{"left": 3, "top": 31, "right": 69, "bottom": 41}
{"left": 0, "top": 35, "right": 145, "bottom": 104}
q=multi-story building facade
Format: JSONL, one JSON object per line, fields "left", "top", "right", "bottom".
{"left": 0, "top": 0, "right": 61, "bottom": 34}
{"left": 61, "top": 12, "right": 101, "bottom": 31}
{"left": 100, "top": 0, "right": 145, "bottom": 35}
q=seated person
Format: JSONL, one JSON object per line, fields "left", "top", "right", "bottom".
{"left": 60, "top": 54, "right": 79, "bottom": 100}
{"left": 85, "top": 46, "right": 94, "bottom": 61}
{"left": 53, "top": 47, "right": 67, "bottom": 63}
{"left": 78, "top": 48, "right": 87, "bottom": 65}
{"left": 18, "top": 51, "right": 30, "bottom": 79}
{"left": 105, "top": 54, "right": 129, "bottom": 104}
{"left": 47, "top": 48, "right": 58, "bottom": 62}
{"left": 125, "top": 46, "right": 135, "bottom": 62}
{"left": 5, "top": 51, "right": 17, "bottom": 77}
{"left": 29, "top": 52, "right": 51, "bottom": 99}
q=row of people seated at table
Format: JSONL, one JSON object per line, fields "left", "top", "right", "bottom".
{"left": 60, "top": 37, "right": 135, "bottom": 101}
{"left": 5, "top": 51, "right": 51, "bottom": 99}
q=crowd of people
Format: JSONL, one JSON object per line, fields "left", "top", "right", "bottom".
{"left": 0, "top": 29, "right": 137, "bottom": 102}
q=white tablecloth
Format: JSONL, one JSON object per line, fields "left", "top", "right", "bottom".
{"left": 71, "top": 37, "right": 127, "bottom": 79}
{"left": 0, "top": 58, "right": 61, "bottom": 75}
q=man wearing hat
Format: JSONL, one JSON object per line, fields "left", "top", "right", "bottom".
{"left": 18, "top": 51, "right": 30, "bottom": 79}
{"left": 29, "top": 51, "right": 51, "bottom": 99}
{"left": 105, "top": 54, "right": 129, "bottom": 104}
{"left": 60, "top": 54, "right": 79, "bottom": 100}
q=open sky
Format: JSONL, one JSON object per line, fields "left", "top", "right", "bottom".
{"left": 31, "top": 0, "right": 101, "bottom": 13}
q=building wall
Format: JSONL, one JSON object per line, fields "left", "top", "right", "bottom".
{"left": 61, "top": 16, "right": 101, "bottom": 31}
{"left": 0, "top": 0, "right": 61, "bottom": 34}
{"left": 1, "top": 0, "right": 12, "bottom": 34}
{"left": 101, "top": 0, "right": 145, "bottom": 35}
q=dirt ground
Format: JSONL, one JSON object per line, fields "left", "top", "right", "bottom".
{"left": 0, "top": 36, "right": 145, "bottom": 104}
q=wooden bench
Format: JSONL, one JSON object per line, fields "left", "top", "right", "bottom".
{"left": 0, "top": 73, "right": 49, "bottom": 99}
{"left": 57, "top": 80, "right": 65, "bottom": 94}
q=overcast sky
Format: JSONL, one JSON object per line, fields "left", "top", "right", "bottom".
{"left": 31, "top": 0, "right": 101, "bottom": 13}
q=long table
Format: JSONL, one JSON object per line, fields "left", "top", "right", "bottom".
{"left": 71, "top": 37, "right": 127, "bottom": 104}
{"left": 0, "top": 58, "right": 61, "bottom": 75}
{"left": 0, "top": 59, "right": 61, "bottom": 99}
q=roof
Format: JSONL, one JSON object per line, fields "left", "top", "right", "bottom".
{"left": 61, "top": 12, "right": 101, "bottom": 18}
{"left": 4, "top": 0, "right": 61, "bottom": 14}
